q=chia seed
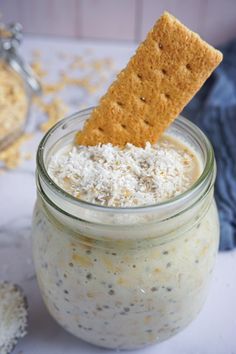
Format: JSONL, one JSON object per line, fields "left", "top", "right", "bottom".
{"left": 108, "top": 289, "right": 115, "bottom": 295}
{"left": 151, "top": 286, "right": 158, "bottom": 292}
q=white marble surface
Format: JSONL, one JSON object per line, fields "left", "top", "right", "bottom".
{"left": 0, "top": 35, "right": 236, "bottom": 354}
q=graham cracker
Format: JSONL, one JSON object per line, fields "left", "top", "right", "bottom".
{"left": 76, "top": 12, "right": 223, "bottom": 147}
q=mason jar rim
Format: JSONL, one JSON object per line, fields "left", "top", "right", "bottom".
{"left": 36, "top": 107, "right": 215, "bottom": 216}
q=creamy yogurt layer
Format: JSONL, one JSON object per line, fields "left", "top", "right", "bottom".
{"left": 48, "top": 135, "right": 201, "bottom": 207}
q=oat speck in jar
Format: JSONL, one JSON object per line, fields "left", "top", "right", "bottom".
{"left": 32, "top": 107, "right": 219, "bottom": 350}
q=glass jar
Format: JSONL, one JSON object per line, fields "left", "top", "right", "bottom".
{"left": 0, "top": 22, "right": 41, "bottom": 149}
{"left": 32, "top": 108, "right": 219, "bottom": 350}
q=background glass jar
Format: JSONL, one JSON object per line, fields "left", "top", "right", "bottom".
{"left": 0, "top": 22, "right": 41, "bottom": 150}
{"left": 32, "top": 108, "right": 219, "bottom": 350}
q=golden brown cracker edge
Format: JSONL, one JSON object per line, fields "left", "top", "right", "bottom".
{"left": 76, "top": 11, "right": 223, "bottom": 147}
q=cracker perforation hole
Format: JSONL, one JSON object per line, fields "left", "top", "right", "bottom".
{"left": 98, "top": 127, "right": 104, "bottom": 132}
{"left": 121, "top": 123, "right": 127, "bottom": 129}
{"left": 161, "top": 69, "right": 167, "bottom": 75}
{"left": 143, "top": 119, "right": 153, "bottom": 127}
{"left": 164, "top": 93, "right": 170, "bottom": 99}
{"left": 140, "top": 96, "right": 146, "bottom": 103}
{"left": 137, "top": 73, "right": 143, "bottom": 80}
{"left": 116, "top": 101, "right": 124, "bottom": 107}
{"left": 158, "top": 43, "right": 163, "bottom": 50}
{"left": 186, "top": 63, "right": 191, "bottom": 71}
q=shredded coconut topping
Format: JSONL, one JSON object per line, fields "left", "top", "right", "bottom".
{"left": 48, "top": 137, "right": 199, "bottom": 207}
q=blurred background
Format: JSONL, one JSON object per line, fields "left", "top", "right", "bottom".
{"left": 1, "top": 0, "right": 236, "bottom": 45}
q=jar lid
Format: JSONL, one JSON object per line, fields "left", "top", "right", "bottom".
{"left": 0, "top": 22, "right": 41, "bottom": 95}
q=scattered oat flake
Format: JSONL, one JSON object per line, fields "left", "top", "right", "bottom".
{"left": 30, "top": 61, "right": 47, "bottom": 79}
{"left": 42, "top": 81, "right": 65, "bottom": 95}
{"left": 69, "top": 55, "right": 87, "bottom": 70}
{"left": 38, "top": 98, "right": 69, "bottom": 132}
{"left": 0, "top": 133, "right": 32, "bottom": 169}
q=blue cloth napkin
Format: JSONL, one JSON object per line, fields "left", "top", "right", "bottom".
{"left": 183, "top": 40, "right": 236, "bottom": 251}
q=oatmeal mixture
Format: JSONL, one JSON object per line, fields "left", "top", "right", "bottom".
{"left": 33, "top": 131, "right": 219, "bottom": 349}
